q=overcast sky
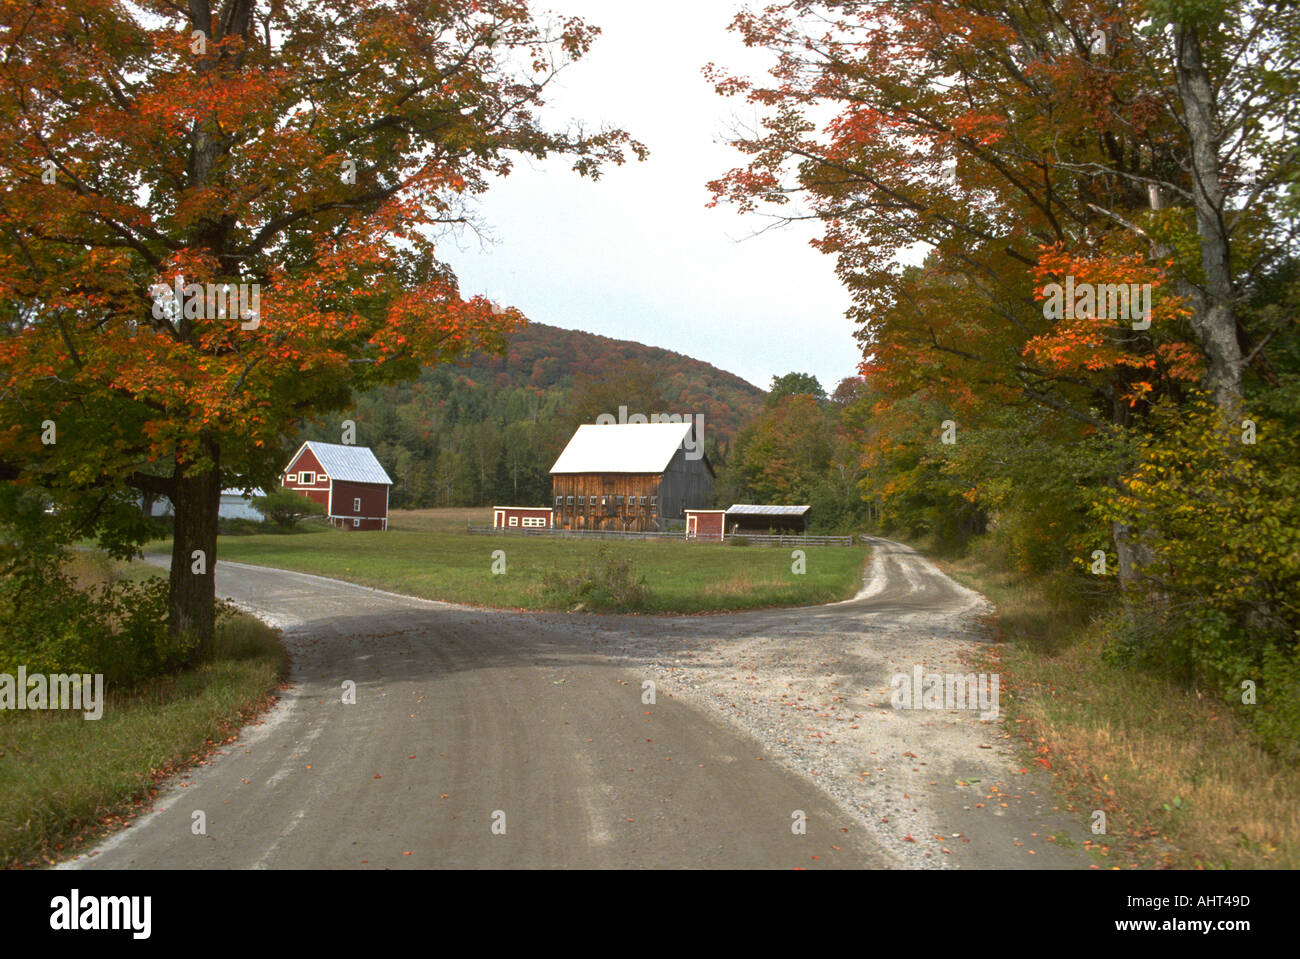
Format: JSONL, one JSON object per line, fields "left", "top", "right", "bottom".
{"left": 439, "top": 0, "right": 863, "bottom": 394}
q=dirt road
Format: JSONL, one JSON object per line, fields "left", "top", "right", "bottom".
{"left": 58, "top": 538, "right": 1091, "bottom": 869}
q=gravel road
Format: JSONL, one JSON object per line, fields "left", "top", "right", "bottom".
{"left": 57, "top": 537, "right": 1091, "bottom": 869}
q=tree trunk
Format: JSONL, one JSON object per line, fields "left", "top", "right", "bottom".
{"left": 1174, "top": 20, "right": 1244, "bottom": 417}
{"left": 168, "top": 437, "right": 221, "bottom": 661}
{"left": 1111, "top": 517, "right": 1153, "bottom": 588}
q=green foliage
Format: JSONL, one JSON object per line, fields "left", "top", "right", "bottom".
{"left": 218, "top": 516, "right": 271, "bottom": 536}
{"left": 0, "top": 489, "right": 195, "bottom": 683}
{"left": 1095, "top": 394, "right": 1300, "bottom": 700}
{"left": 0, "top": 570, "right": 188, "bottom": 686}
{"left": 1251, "top": 645, "right": 1300, "bottom": 764}
{"left": 307, "top": 324, "right": 765, "bottom": 510}
{"left": 0, "top": 606, "right": 284, "bottom": 868}
{"left": 724, "top": 387, "right": 875, "bottom": 534}
{"left": 767, "top": 372, "right": 826, "bottom": 407}
{"left": 252, "top": 488, "right": 325, "bottom": 530}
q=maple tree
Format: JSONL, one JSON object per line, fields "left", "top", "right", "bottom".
{"left": 710, "top": 0, "right": 1299, "bottom": 714}
{"left": 708, "top": 0, "right": 1296, "bottom": 577}
{"left": 0, "top": 0, "right": 645, "bottom": 656}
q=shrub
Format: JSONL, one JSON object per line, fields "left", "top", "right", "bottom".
{"left": 0, "top": 571, "right": 187, "bottom": 686}
{"left": 1095, "top": 394, "right": 1300, "bottom": 756}
{"left": 219, "top": 516, "right": 270, "bottom": 536}
{"left": 1096, "top": 397, "right": 1299, "bottom": 681}
{"left": 251, "top": 488, "right": 324, "bottom": 530}
{"left": 539, "top": 546, "right": 651, "bottom": 612}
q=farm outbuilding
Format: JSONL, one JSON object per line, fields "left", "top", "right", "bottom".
{"left": 725, "top": 504, "right": 811, "bottom": 536}
{"left": 281, "top": 441, "right": 393, "bottom": 531}
{"left": 493, "top": 506, "right": 553, "bottom": 529}
{"left": 550, "top": 422, "right": 714, "bottom": 532}
{"left": 685, "top": 509, "right": 726, "bottom": 540}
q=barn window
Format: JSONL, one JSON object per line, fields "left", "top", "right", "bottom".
{"left": 353, "top": 497, "right": 361, "bottom": 511}
{"left": 555, "top": 495, "right": 563, "bottom": 507}
{"left": 352, "top": 518, "right": 360, "bottom": 528}
{"left": 650, "top": 495, "right": 657, "bottom": 509}
{"left": 300, "top": 471, "right": 315, "bottom": 485}
{"left": 640, "top": 495, "right": 648, "bottom": 506}
{"left": 616, "top": 495, "right": 624, "bottom": 507}
{"left": 286, "top": 473, "right": 297, "bottom": 483}
{"left": 566, "top": 495, "right": 574, "bottom": 507}
{"left": 509, "top": 516, "right": 518, "bottom": 526}
{"left": 577, "top": 495, "right": 585, "bottom": 507}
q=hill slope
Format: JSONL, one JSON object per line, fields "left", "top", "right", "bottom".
{"left": 303, "top": 322, "right": 766, "bottom": 509}
{"left": 465, "top": 322, "right": 765, "bottom": 442}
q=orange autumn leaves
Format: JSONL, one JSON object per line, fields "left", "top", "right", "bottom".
{"left": 1026, "top": 245, "right": 1201, "bottom": 404}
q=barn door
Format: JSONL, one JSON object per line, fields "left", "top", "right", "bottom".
{"left": 687, "top": 515, "right": 697, "bottom": 538}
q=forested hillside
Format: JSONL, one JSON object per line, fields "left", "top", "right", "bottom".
{"left": 300, "top": 322, "right": 766, "bottom": 509}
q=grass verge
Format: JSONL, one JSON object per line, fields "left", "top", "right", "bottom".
{"left": 923, "top": 535, "right": 1300, "bottom": 869}
{"left": 0, "top": 556, "right": 287, "bottom": 868}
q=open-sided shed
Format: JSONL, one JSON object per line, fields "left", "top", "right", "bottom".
{"left": 725, "top": 504, "right": 811, "bottom": 535}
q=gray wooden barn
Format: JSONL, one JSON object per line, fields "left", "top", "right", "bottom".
{"left": 550, "top": 422, "right": 714, "bottom": 531}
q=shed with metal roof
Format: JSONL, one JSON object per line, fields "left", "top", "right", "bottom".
{"left": 724, "top": 504, "right": 811, "bottom": 535}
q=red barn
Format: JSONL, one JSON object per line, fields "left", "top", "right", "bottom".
{"left": 492, "top": 506, "right": 553, "bottom": 529}
{"left": 685, "top": 509, "right": 726, "bottom": 540}
{"left": 281, "top": 441, "right": 393, "bottom": 531}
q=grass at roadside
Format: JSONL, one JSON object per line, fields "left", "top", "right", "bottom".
{"left": 0, "top": 555, "right": 287, "bottom": 868}
{"left": 166, "top": 509, "right": 869, "bottom": 613}
{"left": 924, "top": 535, "right": 1300, "bottom": 869}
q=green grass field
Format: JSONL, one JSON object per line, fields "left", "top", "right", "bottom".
{"left": 184, "top": 508, "right": 869, "bottom": 613}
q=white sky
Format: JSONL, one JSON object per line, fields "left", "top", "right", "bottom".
{"left": 439, "top": 0, "right": 862, "bottom": 393}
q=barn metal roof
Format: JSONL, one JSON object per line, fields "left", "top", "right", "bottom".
{"left": 289, "top": 441, "right": 394, "bottom": 486}
{"left": 725, "top": 504, "right": 811, "bottom": 516}
{"left": 549, "top": 422, "right": 696, "bottom": 474}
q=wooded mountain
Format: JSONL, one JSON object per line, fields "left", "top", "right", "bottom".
{"left": 304, "top": 322, "right": 767, "bottom": 509}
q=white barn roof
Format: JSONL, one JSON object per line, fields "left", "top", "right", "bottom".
{"left": 289, "top": 441, "right": 394, "bottom": 486}
{"left": 550, "top": 423, "right": 696, "bottom": 474}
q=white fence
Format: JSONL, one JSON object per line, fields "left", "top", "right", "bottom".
{"left": 466, "top": 525, "right": 856, "bottom": 547}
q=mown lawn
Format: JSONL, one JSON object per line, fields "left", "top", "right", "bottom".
{"left": 188, "top": 509, "right": 869, "bottom": 613}
{"left": 0, "top": 554, "right": 287, "bottom": 867}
